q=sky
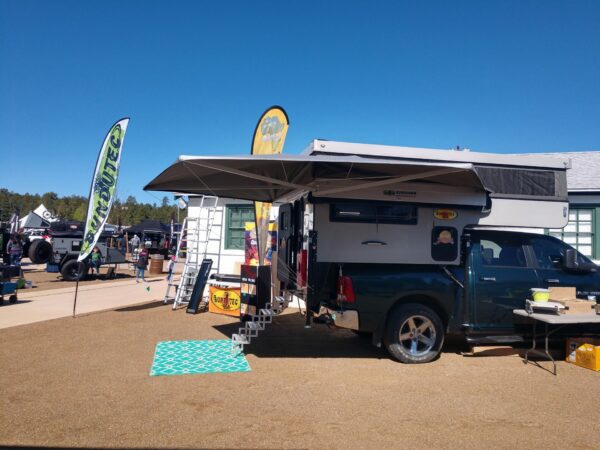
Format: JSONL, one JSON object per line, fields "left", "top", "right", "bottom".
{"left": 1, "top": 0, "right": 599, "bottom": 204}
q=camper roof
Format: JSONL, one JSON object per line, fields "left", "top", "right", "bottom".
{"left": 304, "top": 140, "right": 571, "bottom": 170}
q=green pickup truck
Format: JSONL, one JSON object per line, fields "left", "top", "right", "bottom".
{"left": 305, "top": 229, "right": 598, "bottom": 363}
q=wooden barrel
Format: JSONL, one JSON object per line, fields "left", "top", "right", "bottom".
{"left": 149, "top": 255, "right": 164, "bottom": 275}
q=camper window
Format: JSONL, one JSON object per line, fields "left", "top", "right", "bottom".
{"left": 330, "top": 202, "right": 417, "bottom": 225}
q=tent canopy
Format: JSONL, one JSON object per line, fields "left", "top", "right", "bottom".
{"left": 144, "top": 154, "right": 485, "bottom": 203}
{"left": 127, "top": 219, "right": 169, "bottom": 234}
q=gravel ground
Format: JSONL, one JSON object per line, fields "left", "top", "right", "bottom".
{"left": 0, "top": 304, "right": 599, "bottom": 449}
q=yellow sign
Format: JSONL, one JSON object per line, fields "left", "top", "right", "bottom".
{"left": 251, "top": 106, "right": 289, "bottom": 265}
{"left": 434, "top": 209, "right": 457, "bottom": 220}
{"left": 209, "top": 286, "right": 241, "bottom": 317}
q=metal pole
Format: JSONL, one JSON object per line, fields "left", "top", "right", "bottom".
{"left": 72, "top": 263, "right": 82, "bottom": 317}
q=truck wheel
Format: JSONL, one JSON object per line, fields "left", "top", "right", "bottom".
{"left": 28, "top": 239, "right": 52, "bottom": 264}
{"left": 384, "top": 303, "right": 444, "bottom": 364}
{"left": 9, "top": 295, "right": 17, "bottom": 304}
{"left": 61, "top": 260, "right": 87, "bottom": 281}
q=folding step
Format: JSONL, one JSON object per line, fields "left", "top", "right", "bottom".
{"left": 231, "top": 333, "right": 250, "bottom": 345}
{"left": 246, "top": 321, "right": 262, "bottom": 330}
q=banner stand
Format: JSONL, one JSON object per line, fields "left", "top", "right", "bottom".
{"left": 72, "top": 118, "right": 129, "bottom": 318}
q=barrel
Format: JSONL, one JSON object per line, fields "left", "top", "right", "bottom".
{"left": 149, "top": 254, "right": 164, "bottom": 275}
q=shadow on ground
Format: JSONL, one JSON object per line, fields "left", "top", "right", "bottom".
{"left": 0, "top": 300, "right": 32, "bottom": 307}
{"left": 116, "top": 301, "right": 166, "bottom": 312}
{"left": 212, "top": 312, "right": 467, "bottom": 361}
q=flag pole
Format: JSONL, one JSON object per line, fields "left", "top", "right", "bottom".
{"left": 72, "top": 117, "right": 129, "bottom": 318}
{"left": 73, "top": 276, "right": 80, "bottom": 317}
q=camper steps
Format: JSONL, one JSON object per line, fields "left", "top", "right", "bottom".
{"left": 231, "top": 295, "right": 290, "bottom": 356}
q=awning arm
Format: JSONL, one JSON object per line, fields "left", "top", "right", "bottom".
{"left": 184, "top": 160, "right": 311, "bottom": 191}
{"left": 312, "top": 168, "right": 469, "bottom": 197}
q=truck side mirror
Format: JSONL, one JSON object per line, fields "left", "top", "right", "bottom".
{"left": 563, "top": 248, "right": 597, "bottom": 273}
{"left": 563, "top": 248, "right": 578, "bottom": 270}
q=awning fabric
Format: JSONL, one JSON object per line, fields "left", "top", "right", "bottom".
{"left": 144, "top": 154, "right": 483, "bottom": 202}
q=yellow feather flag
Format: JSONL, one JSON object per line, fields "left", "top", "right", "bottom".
{"left": 251, "top": 106, "right": 289, "bottom": 265}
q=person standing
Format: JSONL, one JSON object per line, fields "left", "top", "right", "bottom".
{"left": 7, "top": 234, "right": 23, "bottom": 266}
{"left": 130, "top": 234, "right": 141, "bottom": 252}
{"left": 165, "top": 254, "right": 176, "bottom": 282}
{"left": 136, "top": 247, "right": 149, "bottom": 283}
{"left": 90, "top": 246, "right": 102, "bottom": 276}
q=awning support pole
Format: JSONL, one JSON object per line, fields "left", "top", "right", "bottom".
{"left": 313, "top": 168, "right": 467, "bottom": 197}
{"left": 184, "top": 160, "right": 310, "bottom": 191}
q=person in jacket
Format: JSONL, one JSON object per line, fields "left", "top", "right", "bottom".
{"left": 130, "top": 234, "right": 141, "bottom": 252}
{"left": 7, "top": 234, "right": 23, "bottom": 266}
{"left": 136, "top": 247, "right": 149, "bottom": 283}
{"left": 90, "top": 246, "right": 102, "bottom": 275}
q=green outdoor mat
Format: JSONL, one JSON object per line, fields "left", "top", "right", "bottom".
{"left": 150, "top": 340, "right": 251, "bottom": 376}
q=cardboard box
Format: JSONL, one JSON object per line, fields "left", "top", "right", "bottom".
{"left": 566, "top": 337, "right": 600, "bottom": 366}
{"left": 549, "top": 287, "right": 576, "bottom": 302}
{"left": 549, "top": 287, "right": 595, "bottom": 315}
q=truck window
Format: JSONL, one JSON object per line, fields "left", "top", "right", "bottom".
{"left": 479, "top": 237, "right": 527, "bottom": 268}
{"left": 530, "top": 236, "right": 592, "bottom": 270}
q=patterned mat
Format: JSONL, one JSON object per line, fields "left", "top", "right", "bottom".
{"left": 150, "top": 340, "right": 251, "bottom": 376}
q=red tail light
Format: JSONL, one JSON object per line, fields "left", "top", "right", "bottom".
{"left": 297, "top": 249, "right": 308, "bottom": 287}
{"left": 337, "top": 275, "right": 355, "bottom": 304}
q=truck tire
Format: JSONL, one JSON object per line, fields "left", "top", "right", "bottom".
{"left": 28, "top": 239, "right": 52, "bottom": 264}
{"left": 384, "top": 303, "right": 444, "bottom": 364}
{"left": 61, "top": 259, "right": 87, "bottom": 281}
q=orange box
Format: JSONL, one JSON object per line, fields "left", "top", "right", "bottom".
{"left": 575, "top": 344, "right": 600, "bottom": 371}
{"left": 208, "top": 285, "right": 241, "bottom": 317}
{"left": 566, "top": 337, "right": 600, "bottom": 371}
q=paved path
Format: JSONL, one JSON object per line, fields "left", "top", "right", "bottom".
{"left": 0, "top": 276, "right": 170, "bottom": 329}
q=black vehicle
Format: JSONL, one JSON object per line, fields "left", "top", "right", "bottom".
{"left": 47, "top": 230, "right": 127, "bottom": 281}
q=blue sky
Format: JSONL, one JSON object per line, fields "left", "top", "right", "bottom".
{"left": 1, "top": 0, "right": 599, "bottom": 204}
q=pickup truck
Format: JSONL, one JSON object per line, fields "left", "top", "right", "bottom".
{"left": 310, "top": 229, "right": 599, "bottom": 363}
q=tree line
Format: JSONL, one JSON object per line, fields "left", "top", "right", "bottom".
{"left": 0, "top": 188, "right": 184, "bottom": 226}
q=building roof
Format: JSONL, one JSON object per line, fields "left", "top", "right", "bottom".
{"left": 521, "top": 152, "right": 600, "bottom": 192}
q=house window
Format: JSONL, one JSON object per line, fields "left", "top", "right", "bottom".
{"left": 548, "top": 209, "right": 594, "bottom": 258}
{"left": 225, "top": 205, "right": 255, "bottom": 250}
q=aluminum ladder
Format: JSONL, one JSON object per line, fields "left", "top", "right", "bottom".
{"left": 231, "top": 294, "right": 290, "bottom": 356}
{"left": 164, "top": 195, "right": 219, "bottom": 309}
{"left": 162, "top": 216, "right": 188, "bottom": 305}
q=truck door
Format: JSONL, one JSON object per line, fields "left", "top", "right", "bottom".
{"left": 470, "top": 231, "right": 539, "bottom": 331}
{"left": 529, "top": 235, "right": 600, "bottom": 298}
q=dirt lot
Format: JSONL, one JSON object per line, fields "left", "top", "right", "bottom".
{"left": 0, "top": 304, "right": 599, "bottom": 449}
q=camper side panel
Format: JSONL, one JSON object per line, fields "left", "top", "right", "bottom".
{"left": 312, "top": 202, "right": 481, "bottom": 265}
